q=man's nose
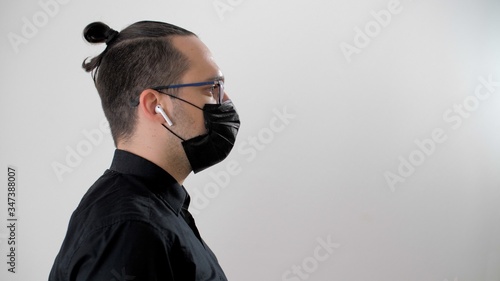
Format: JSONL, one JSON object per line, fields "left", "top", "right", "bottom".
{"left": 222, "top": 91, "right": 230, "bottom": 102}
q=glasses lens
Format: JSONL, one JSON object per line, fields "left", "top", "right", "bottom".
{"left": 218, "top": 81, "right": 224, "bottom": 104}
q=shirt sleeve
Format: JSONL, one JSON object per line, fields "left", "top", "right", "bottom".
{"left": 67, "top": 220, "right": 174, "bottom": 281}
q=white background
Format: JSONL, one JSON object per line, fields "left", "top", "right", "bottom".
{"left": 1, "top": 0, "right": 500, "bottom": 280}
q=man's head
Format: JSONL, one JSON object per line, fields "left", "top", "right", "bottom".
{"left": 83, "top": 21, "right": 196, "bottom": 145}
{"left": 82, "top": 21, "right": 239, "bottom": 181}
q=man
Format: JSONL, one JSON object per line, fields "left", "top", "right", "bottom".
{"left": 49, "top": 20, "right": 240, "bottom": 280}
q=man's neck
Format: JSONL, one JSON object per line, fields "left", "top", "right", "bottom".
{"left": 116, "top": 142, "right": 191, "bottom": 185}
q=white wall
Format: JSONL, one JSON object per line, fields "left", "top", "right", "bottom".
{"left": 1, "top": 0, "right": 499, "bottom": 280}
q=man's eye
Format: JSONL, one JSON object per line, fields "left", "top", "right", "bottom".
{"left": 209, "top": 84, "right": 219, "bottom": 93}
{"left": 204, "top": 86, "right": 215, "bottom": 96}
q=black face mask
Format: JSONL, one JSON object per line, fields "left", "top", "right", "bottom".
{"left": 161, "top": 98, "right": 240, "bottom": 173}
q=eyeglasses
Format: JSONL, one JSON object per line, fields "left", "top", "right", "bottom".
{"left": 152, "top": 80, "right": 225, "bottom": 104}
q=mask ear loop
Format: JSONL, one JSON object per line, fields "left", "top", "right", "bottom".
{"left": 154, "top": 90, "right": 198, "bottom": 142}
{"left": 154, "top": 89, "right": 211, "bottom": 141}
{"left": 161, "top": 123, "right": 186, "bottom": 141}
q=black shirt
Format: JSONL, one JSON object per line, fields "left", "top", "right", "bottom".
{"left": 49, "top": 149, "right": 228, "bottom": 281}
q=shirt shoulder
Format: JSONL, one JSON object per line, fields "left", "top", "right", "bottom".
{"left": 71, "top": 170, "right": 182, "bottom": 240}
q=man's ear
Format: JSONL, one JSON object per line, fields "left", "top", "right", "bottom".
{"left": 138, "top": 89, "right": 173, "bottom": 124}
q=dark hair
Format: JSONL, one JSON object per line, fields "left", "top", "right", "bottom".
{"left": 82, "top": 21, "right": 196, "bottom": 145}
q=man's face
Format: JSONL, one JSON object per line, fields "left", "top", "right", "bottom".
{"left": 168, "top": 35, "right": 227, "bottom": 139}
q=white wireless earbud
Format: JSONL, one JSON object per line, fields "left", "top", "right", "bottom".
{"left": 155, "top": 105, "right": 173, "bottom": 126}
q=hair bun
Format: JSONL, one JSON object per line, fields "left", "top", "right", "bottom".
{"left": 83, "top": 22, "right": 118, "bottom": 45}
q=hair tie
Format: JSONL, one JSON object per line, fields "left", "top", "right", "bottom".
{"left": 104, "top": 29, "right": 119, "bottom": 45}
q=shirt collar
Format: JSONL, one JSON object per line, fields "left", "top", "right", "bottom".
{"left": 109, "top": 149, "right": 188, "bottom": 215}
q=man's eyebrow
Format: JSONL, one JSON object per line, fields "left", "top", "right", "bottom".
{"left": 204, "top": 75, "right": 224, "bottom": 82}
